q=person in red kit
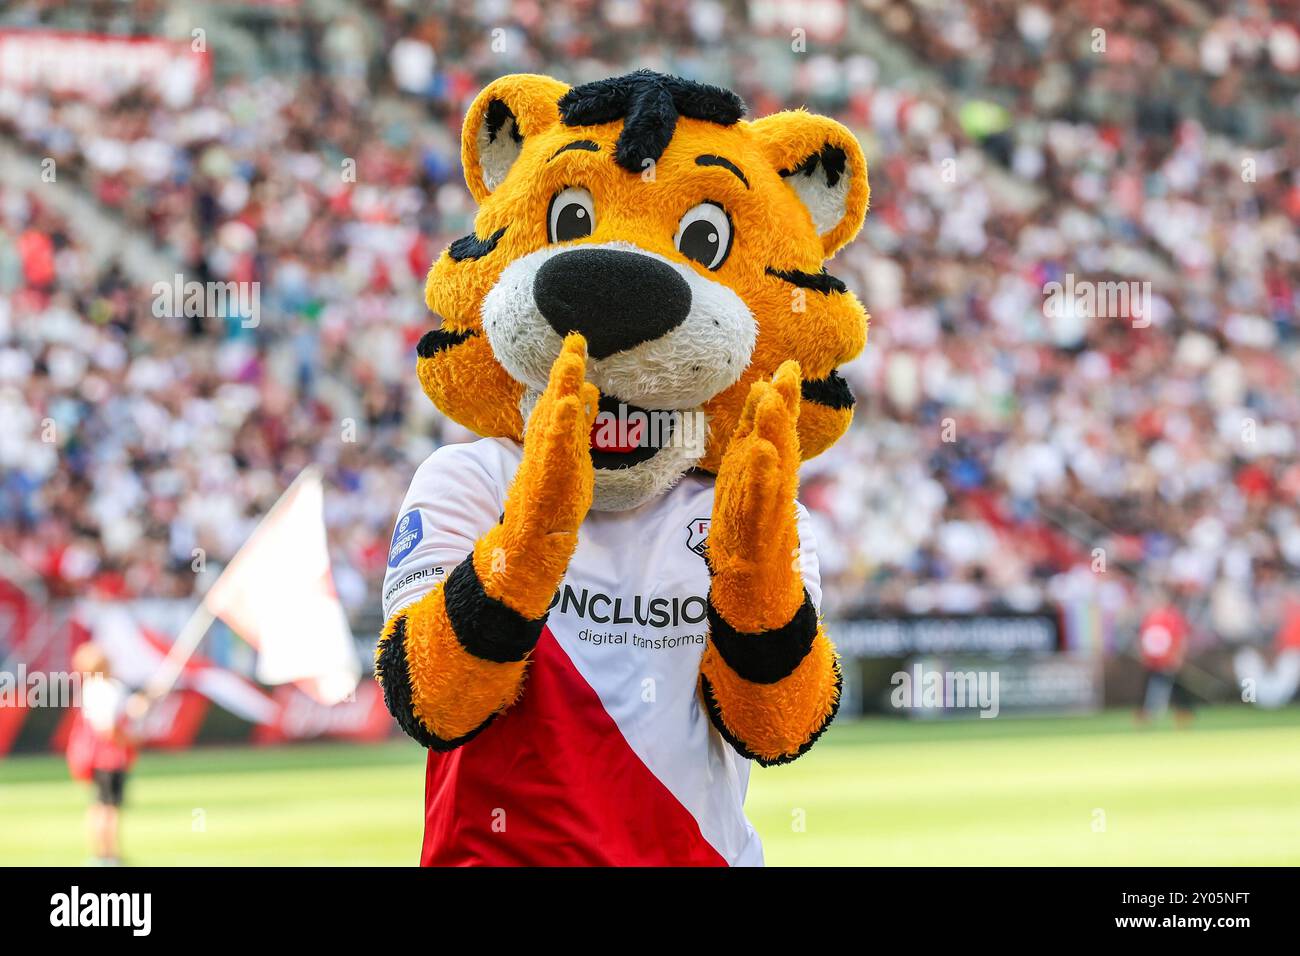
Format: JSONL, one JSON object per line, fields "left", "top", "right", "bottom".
{"left": 1135, "top": 592, "right": 1195, "bottom": 728}
{"left": 67, "top": 643, "right": 148, "bottom": 866}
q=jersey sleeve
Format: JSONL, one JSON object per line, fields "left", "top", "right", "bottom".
{"left": 381, "top": 441, "right": 509, "bottom": 621}
{"left": 375, "top": 439, "right": 546, "bottom": 750}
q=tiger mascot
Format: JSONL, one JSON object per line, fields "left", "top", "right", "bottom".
{"left": 377, "top": 70, "right": 869, "bottom": 866}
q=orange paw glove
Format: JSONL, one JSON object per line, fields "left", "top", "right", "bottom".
{"left": 475, "top": 333, "right": 600, "bottom": 619}
{"left": 708, "top": 360, "right": 806, "bottom": 633}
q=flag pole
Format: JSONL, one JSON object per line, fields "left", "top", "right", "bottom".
{"left": 145, "top": 604, "right": 216, "bottom": 699}
{"left": 145, "top": 466, "right": 323, "bottom": 699}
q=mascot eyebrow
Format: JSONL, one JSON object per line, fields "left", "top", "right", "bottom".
{"left": 448, "top": 226, "right": 507, "bottom": 262}
{"left": 557, "top": 69, "right": 746, "bottom": 173}
{"left": 695, "top": 154, "right": 749, "bottom": 188}
{"left": 549, "top": 139, "right": 601, "bottom": 160}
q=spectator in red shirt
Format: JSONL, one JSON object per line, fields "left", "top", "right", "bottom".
{"left": 17, "top": 227, "right": 55, "bottom": 292}
{"left": 1136, "top": 596, "right": 1195, "bottom": 728}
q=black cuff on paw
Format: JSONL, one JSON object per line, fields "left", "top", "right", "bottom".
{"left": 701, "top": 656, "right": 843, "bottom": 767}
{"left": 376, "top": 616, "right": 496, "bottom": 751}
{"left": 444, "top": 558, "right": 545, "bottom": 663}
{"left": 707, "top": 589, "right": 818, "bottom": 684}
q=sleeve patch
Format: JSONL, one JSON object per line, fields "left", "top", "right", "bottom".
{"left": 388, "top": 509, "right": 425, "bottom": 569}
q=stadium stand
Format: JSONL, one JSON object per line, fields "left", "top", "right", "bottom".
{"left": 1, "top": 0, "right": 1297, "bottom": 662}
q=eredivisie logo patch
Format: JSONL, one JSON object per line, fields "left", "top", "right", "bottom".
{"left": 388, "top": 509, "right": 423, "bottom": 568}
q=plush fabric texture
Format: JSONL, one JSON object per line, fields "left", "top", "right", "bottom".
{"left": 375, "top": 589, "right": 528, "bottom": 743}
{"left": 473, "top": 334, "right": 598, "bottom": 620}
{"left": 706, "top": 362, "right": 807, "bottom": 634}
{"left": 420, "top": 72, "right": 869, "bottom": 466}
{"left": 699, "top": 360, "right": 844, "bottom": 762}
{"left": 448, "top": 227, "right": 508, "bottom": 261}
{"left": 800, "top": 369, "right": 855, "bottom": 409}
{"left": 532, "top": 247, "right": 693, "bottom": 357}
{"left": 706, "top": 589, "right": 819, "bottom": 685}
{"left": 443, "top": 557, "right": 545, "bottom": 663}
{"left": 764, "top": 265, "right": 848, "bottom": 295}
{"left": 558, "top": 69, "right": 745, "bottom": 173}
{"left": 700, "top": 630, "right": 843, "bottom": 766}
{"left": 482, "top": 242, "right": 755, "bottom": 414}
{"left": 379, "top": 335, "right": 597, "bottom": 743}
{"left": 389, "top": 71, "right": 869, "bottom": 770}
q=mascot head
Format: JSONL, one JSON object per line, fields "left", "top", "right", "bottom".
{"left": 419, "top": 70, "right": 869, "bottom": 510}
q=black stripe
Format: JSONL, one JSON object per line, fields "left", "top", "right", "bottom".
{"left": 483, "top": 100, "right": 522, "bottom": 145}
{"left": 416, "top": 328, "right": 473, "bottom": 358}
{"left": 695, "top": 154, "right": 749, "bottom": 188}
{"left": 708, "top": 590, "right": 818, "bottom": 684}
{"left": 700, "top": 656, "right": 842, "bottom": 767}
{"left": 780, "top": 144, "right": 847, "bottom": 189}
{"left": 550, "top": 139, "right": 601, "bottom": 160}
{"left": 557, "top": 71, "right": 745, "bottom": 174}
{"left": 448, "top": 226, "right": 507, "bottom": 262}
{"left": 443, "top": 558, "right": 544, "bottom": 663}
{"left": 375, "top": 616, "right": 497, "bottom": 751}
{"left": 765, "top": 266, "right": 847, "bottom": 295}
{"left": 800, "top": 370, "right": 854, "bottom": 411}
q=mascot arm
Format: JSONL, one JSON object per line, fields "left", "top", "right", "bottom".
{"left": 376, "top": 335, "right": 598, "bottom": 749}
{"left": 700, "top": 362, "right": 841, "bottom": 766}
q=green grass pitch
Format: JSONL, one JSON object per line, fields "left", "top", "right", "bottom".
{"left": 3, "top": 706, "right": 1299, "bottom": 866}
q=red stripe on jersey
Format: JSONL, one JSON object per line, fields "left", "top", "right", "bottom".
{"left": 420, "top": 626, "right": 726, "bottom": 866}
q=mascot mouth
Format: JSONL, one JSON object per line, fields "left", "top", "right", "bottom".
{"left": 490, "top": 241, "right": 751, "bottom": 510}
{"left": 520, "top": 385, "right": 707, "bottom": 510}
{"left": 589, "top": 394, "right": 679, "bottom": 470}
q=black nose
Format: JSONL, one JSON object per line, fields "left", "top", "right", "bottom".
{"left": 533, "top": 248, "right": 691, "bottom": 359}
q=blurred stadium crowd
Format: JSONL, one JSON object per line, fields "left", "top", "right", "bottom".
{"left": 1, "top": 0, "right": 1298, "bottom": 649}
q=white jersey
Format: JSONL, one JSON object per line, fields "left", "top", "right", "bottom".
{"left": 383, "top": 437, "right": 821, "bottom": 867}
{"left": 81, "top": 676, "right": 128, "bottom": 735}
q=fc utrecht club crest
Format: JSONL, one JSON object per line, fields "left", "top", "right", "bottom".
{"left": 686, "top": 518, "right": 711, "bottom": 557}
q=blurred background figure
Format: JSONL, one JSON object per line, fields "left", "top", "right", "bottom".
{"left": 67, "top": 642, "right": 145, "bottom": 866}
{"left": 1135, "top": 587, "right": 1193, "bottom": 727}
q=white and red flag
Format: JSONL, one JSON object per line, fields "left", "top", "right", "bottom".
{"left": 199, "top": 467, "right": 361, "bottom": 705}
{"left": 86, "top": 603, "right": 277, "bottom": 725}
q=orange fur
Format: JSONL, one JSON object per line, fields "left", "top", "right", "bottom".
{"left": 396, "top": 73, "right": 871, "bottom": 765}
{"left": 417, "top": 334, "right": 524, "bottom": 441}
{"left": 708, "top": 362, "right": 805, "bottom": 633}
{"left": 377, "top": 589, "right": 529, "bottom": 742}
{"left": 423, "top": 75, "right": 868, "bottom": 467}
{"left": 475, "top": 334, "right": 598, "bottom": 619}
{"left": 792, "top": 399, "right": 854, "bottom": 463}
{"left": 381, "top": 335, "right": 597, "bottom": 739}
{"left": 749, "top": 110, "right": 870, "bottom": 258}
{"left": 700, "top": 630, "right": 841, "bottom": 763}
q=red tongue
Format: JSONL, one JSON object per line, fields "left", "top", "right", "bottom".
{"left": 590, "top": 413, "right": 645, "bottom": 453}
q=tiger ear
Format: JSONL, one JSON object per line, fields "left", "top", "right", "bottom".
{"left": 750, "top": 110, "right": 869, "bottom": 257}
{"left": 461, "top": 74, "right": 570, "bottom": 204}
